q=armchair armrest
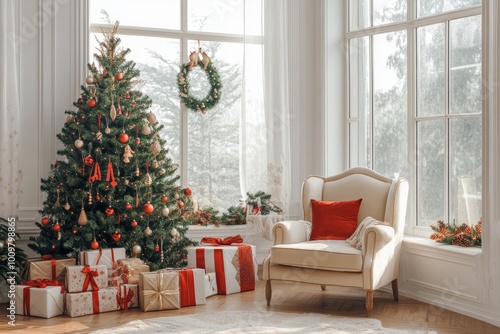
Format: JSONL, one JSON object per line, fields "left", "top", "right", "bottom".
{"left": 272, "top": 220, "right": 311, "bottom": 245}
{"left": 362, "top": 224, "right": 395, "bottom": 253}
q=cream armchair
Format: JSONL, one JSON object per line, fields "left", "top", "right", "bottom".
{"left": 263, "top": 167, "right": 408, "bottom": 316}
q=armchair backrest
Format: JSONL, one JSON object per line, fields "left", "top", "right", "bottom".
{"left": 302, "top": 167, "right": 408, "bottom": 240}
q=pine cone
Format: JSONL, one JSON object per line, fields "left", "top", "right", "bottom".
{"left": 452, "top": 234, "right": 472, "bottom": 247}
{"left": 455, "top": 223, "right": 470, "bottom": 234}
{"left": 474, "top": 218, "right": 482, "bottom": 234}
{"left": 430, "top": 233, "right": 444, "bottom": 240}
{"left": 437, "top": 220, "right": 446, "bottom": 229}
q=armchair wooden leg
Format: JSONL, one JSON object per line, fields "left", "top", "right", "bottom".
{"left": 391, "top": 279, "right": 399, "bottom": 301}
{"left": 266, "top": 280, "right": 272, "bottom": 306}
{"left": 320, "top": 285, "right": 326, "bottom": 291}
{"left": 366, "top": 290, "right": 373, "bottom": 317}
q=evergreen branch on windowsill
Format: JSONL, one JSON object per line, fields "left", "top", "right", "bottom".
{"left": 430, "top": 218, "right": 482, "bottom": 247}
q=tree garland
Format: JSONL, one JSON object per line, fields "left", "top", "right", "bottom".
{"left": 177, "top": 60, "right": 222, "bottom": 114}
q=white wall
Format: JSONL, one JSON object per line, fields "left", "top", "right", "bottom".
{"left": 12, "top": 0, "right": 500, "bottom": 328}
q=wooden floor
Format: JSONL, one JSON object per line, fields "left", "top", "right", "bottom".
{"left": 1, "top": 279, "right": 499, "bottom": 334}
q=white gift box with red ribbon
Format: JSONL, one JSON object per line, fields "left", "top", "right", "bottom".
{"left": 14, "top": 280, "right": 65, "bottom": 318}
{"left": 204, "top": 272, "right": 218, "bottom": 297}
{"left": 65, "top": 287, "right": 120, "bottom": 317}
{"left": 186, "top": 237, "right": 257, "bottom": 295}
{"left": 65, "top": 265, "right": 108, "bottom": 293}
{"left": 116, "top": 284, "right": 138, "bottom": 310}
{"left": 79, "top": 248, "right": 126, "bottom": 286}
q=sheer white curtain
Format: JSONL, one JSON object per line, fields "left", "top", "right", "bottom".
{"left": 0, "top": 0, "right": 21, "bottom": 217}
{"left": 240, "top": 0, "right": 291, "bottom": 217}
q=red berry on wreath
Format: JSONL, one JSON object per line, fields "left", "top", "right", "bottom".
{"left": 118, "top": 132, "right": 129, "bottom": 144}
{"left": 91, "top": 239, "right": 99, "bottom": 249}
{"left": 115, "top": 72, "right": 123, "bottom": 81}
{"left": 87, "top": 99, "right": 96, "bottom": 108}
{"left": 143, "top": 202, "right": 154, "bottom": 214}
{"left": 41, "top": 217, "right": 50, "bottom": 225}
{"left": 184, "top": 187, "right": 192, "bottom": 196}
{"left": 131, "top": 220, "right": 138, "bottom": 228}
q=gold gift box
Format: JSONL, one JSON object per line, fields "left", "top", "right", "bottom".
{"left": 139, "top": 271, "right": 180, "bottom": 312}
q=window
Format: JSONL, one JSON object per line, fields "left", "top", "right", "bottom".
{"left": 89, "top": 0, "right": 263, "bottom": 212}
{"left": 346, "top": 0, "right": 482, "bottom": 234}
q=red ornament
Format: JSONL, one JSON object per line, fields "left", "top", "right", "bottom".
{"left": 161, "top": 195, "right": 168, "bottom": 203}
{"left": 118, "top": 132, "right": 129, "bottom": 144}
{"left": 84, "top": 155, "right": 94, "bottom": 165}
{"left": 103, "top": 68, "right": 107, "bottom": 77}
{"left": 41, "top": 217, "right": 50, "bottom": 225}
{"left": 52, "top": 223, "right": 60, "bottom": 232}
{"left": 125, "top": 91, "right": 130, "bottom": 99}
{"left": 155, "top": 245, "right": 160, "bottom": 252}
{"left": 115, "top": 72, "right": 123, "bottom": 81}
{"left": 184, "top": 187, "right": 192, "bottom": 196}
{"left": 131, "top": 220, "right": 138, "bottom": 228}
{"left": 91, "top": 239, "right": 99, "bottom": 249}
{"left": 78, "top": 97, "right": 83, "bottom": 104}
{"left": 135, "top": 137, "right": 140, "bottom": 145}
{"left": 178, "top": 201, "right": 185, "bottom": 210}
{"left": 105, "top": 207, "right": 115, "bottom": 216}
{"left": 143, "top": 202, "right": 154, "bottom": 214}
{"left": 87, "top": 99, "right": 96, "bottom": 108}
{"left": 112, "top": 231, "right": 121, "bottom": 241}
{"left": 131, "top": 101, "right": 136, "bottom": 107}
{"left": 125, "top": 203, "right": 132, "bottom": 210}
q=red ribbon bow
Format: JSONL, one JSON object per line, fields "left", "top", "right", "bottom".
{"left": 116, "top": 286, "right": 135, "bottom": 311}
{"left": 81, "top": 265, "right": 100, "bottom": 291}
{"left": 200, "top": 234, "right": 244, "bottom": 245}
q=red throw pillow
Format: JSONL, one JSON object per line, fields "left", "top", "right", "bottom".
{"left": 309, "top": 198, "right": 363, "bottom": 240}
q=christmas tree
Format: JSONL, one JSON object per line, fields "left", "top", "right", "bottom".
{"left": 29, "top": 22, "right": 196, "bottom": 270}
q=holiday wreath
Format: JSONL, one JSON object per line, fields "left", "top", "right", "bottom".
{"left": 177, "top": 49, "right": 222, "bottom": 114}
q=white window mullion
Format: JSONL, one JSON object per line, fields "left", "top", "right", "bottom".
{"left": 180, "top": 0, "right": 188, "bottom": 188}
{"left": 444, "top": 20, "right": 450, "bottom": 222}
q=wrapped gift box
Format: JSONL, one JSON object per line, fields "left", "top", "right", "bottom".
{"left": 65, "top": 265, "right": 108, "bottom": 293}
{"left": 160, "top": 268, "right": 206, "bottom": 307}
{"left": 186, "top": 244, "right": 257, "bottom": 295}
{"left": 112, "top": 258, "right": 150, "bottom": 285}
{"left": 24, "top": 257, "right": 76, "bottom": 282}
{"left": 116, "top": 284, "right": 138, "bottom": 310}
{"left": 15, "top": 281, "right": 65, "bottom": 318}
{"left": 78, "top": 248, "right": 126, "bottom": 270}
{"left": 65, "top": 287, "right": 120, "bottom": 317}
{"left": 139, "top": 271, "right": 180, "bottom": 312}
{"left": 204, "top": 272, "right": 218, "bottom": 297}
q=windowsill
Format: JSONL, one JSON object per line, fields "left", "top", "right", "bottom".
{"left": 403, "top": 235, "right": 482, "bottom": 256}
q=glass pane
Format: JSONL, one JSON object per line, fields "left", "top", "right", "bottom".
{"left": 373, "top": 31, "right": 408, "bottom": 178}
{"left": 449, "top": 118, "right": 482, "bottom": 225}
{"left": 89, "top": 0, "right": 180, "bottom": 30}
{"left": 188, "top": 0, "right": 258, "bottom": 35}
{"left": 417, "top": 120, "right": 445, "bottom": 227}
{"left": 373, "top": 0, "right": 407, "bottom": 26}
{"left": 417, "top": 23, "right": 445, "bottom": 117}
{"left": 418, "top": 0, "right": 481, "bottom": 18}
{"left": 90, "top": 34, "right": 182, "bottom": 163}
{"left": 349, "top": 122, "right": 372, "bottom": 168}
{"left": 187, "top": 41, "right": 243, "bottom": 212}
{"left": 349, "top": 0, "right": 370, "bottom": 31}
{"left": 449, "top": 15, "right": 482, "bottom": 115}
{"left": 349, "top": 37, "right": 370, "bottom": 119}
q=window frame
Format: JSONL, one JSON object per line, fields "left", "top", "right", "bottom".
{"left": 88, "top": 1, "right": 263, "bottom": 191}
{"left": 344, "top": 1, "right": 482, "bottom": 237}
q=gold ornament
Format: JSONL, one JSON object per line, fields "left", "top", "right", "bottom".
{"left": 123, "top": 144, "right": 135, "bottom": 163}
{"left": 110, "top": 104, "right": 117, "bottom": 121}
{"left": 141, "top": 124, "right": 151, "bottom": 135}
{"left": 161, "top": 206, "right": 170, "bottom": 217}
{"left": 86, "top": 74, "right": 95, "bottom": 85}
{"left": 144, "top": 226, "right": 153, "bottom": 237}
{"left": 65, "top": 115, "right": 75, "bottom": 123}
{"left": 150, "top": 135, "right": 161, "bottom": 153}
{"left": 75, "top": 138, "right": 84, "bottom": 149}
{"left": 132, "top": 244, "right": 142, "bottom": 255}
{"left": 78, "top": 208, "right": 88, "bottom": 226}
{"left": 146, "top": 112, "right": 157, "bottom": 123}
{"left": 144, "top": 172, "right": 153, "bottom": 186}
{"left": 170, "top": 227, "right": 179, "bottom": 239}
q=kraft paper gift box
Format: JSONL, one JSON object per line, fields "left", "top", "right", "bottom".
{"left": 160, "top": 268, "right": 206, "bottom": 307}
{"left": 24, "top": 257, "right": 76, "bottom": 282}
{"left": 15, "top": 281, "right": 65, "bottom": 318}
{"left": 65, "top": 265, "right": 108, "bottom": 293}
{"left": 139, "top": 271, "right": 180, "bottom": 312}
{"left": 204, "top": 272, "right": 218, "bottom": 297}
{"left": 116, "top": 284, "right": 138, "bottom": 310}
{"left": 65, "top": 287, "right": 120, "bottom": 317}
{"left": 186, "top": 243, "right": 257, "bottom": 295}
{"left": 112, "top": 258, "right": 150, "bottom": 285}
